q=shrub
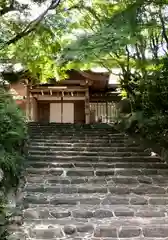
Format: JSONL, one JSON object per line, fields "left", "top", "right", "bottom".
{"left": 0, "top": 87, "right": 27, "bottom": 239}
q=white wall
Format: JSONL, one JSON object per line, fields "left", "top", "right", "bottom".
{"left": 63, "top": 103, "right": 74, "bottom": 123}
{"left": 50, "top": 103, "right": 61, "bottom": 122}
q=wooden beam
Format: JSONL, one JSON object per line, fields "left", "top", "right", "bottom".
{"left": 85, "top": 87, "right": 90, "bottom": 124}
{"left": 30, "top": 87, "right": 86, "bottom": 93}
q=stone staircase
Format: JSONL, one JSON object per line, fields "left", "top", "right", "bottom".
{"left": 15, "top": 123, "right": 168, "bottom": 239}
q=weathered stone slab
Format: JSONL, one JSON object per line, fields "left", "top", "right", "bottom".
{"left": 94, "top": 227, "right": 117, "bottom": 238}
{"left": 130, "top": 197, "right": 148, "bottom": 205}
{"left": 111, "top": 177, "right": 138, "bottom": 184}
{"left": 109, "top": 187, "right": 131, "bottom": 194}
{"left": 102, "top": 196, "right": 129, "bottom": 205}
{"left": 67, "top": 170, "right": 94, "bottom": 176}
{"left": 29, "top": 227, "right": 63, "bottom": 238}
{"left": 93, "top": 209, "right": 113, "bottom": 218}
{"left": 114, "top": 208, "right": 134, "bottom": 217}
{"left": 119, "top": 227, "right": 141, "bottom": 238}
{"left": 137, "top": 176, "right": 153, "bottom": 184}
{"left": 136, "top": 210, "right": 165, "bottom": 218}
{"left": 76, "top": 224, "right": 94, "bottom": 233}
{"left": 96, "top": 170, "right": 115, "bottom": 176}
{"left": 149, "top": 197, "right": 168, "bottom": 205}
{"left": 72, "top": 210, "right": 93, "bottom": 219}
{"left": 143, "top": 227, "right": 168, "bottom": 237}
{"left": 64, "top": 225, "right": 76, "bottom": 235}
{"left": 132, "top": 185, "right": 166, "bottom": 194}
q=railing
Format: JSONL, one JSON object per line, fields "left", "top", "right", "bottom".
{"left": 90, "top": 102, "right": 119, "bottom": 123}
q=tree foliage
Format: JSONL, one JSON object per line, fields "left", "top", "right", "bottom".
{"left": 0, "top": 0, "right": 64, "bottom": 82}
{"left": 55, "top": 0, "right": 168, "bottom": 145}
{"left": 0, "top": 0, "right": 61, "bottom": 46}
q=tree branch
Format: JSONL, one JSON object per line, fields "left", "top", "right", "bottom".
{"left": 125, "top": 45, "right": 130, "bottom": 73}
{"left": 159, "top": 7, "right": 168, "bottom": 51}
{"left": 1, "top": 0, "right": 61, "bottom": 48}
{"left": 0, "top": 0, "right": 15, "bottom": 16}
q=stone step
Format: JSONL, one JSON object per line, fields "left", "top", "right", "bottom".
{"left": 23, "top": 215, "right": 168, "bottom": 226}
{"left": 29, "top": 130, "right": 120, "bottom": 134}
{"left": 21, "top": 220, "right": 168, "bottom": 239}
{"left": 29, "top": 134, "right": 126, "bottom": 138}
{"left": 29, "top": 124, "right": 115, "bottom": 128}
{"left": 29, "top": 146, "right": 144, "bottom": 152}
{"left": 29, "top": 135, "right": 124, "bottom": 139}
{"left": 26, "top": 161, "right": 167, "bottom": 169}
{"left": 29, "top": 130, "right": 123, "bottom": 134}
{"left": 28, "top": 123, "right": 117, "bottom": 129}
{"left": 30, "top": 132, "right": 120, "bottom": 136}
{"left": 28, "top": 124, "right": 116, "bottom": 127}
{"left": 23, "top": 205, "right": 168, "bottom": 220}
{"left": 29, "top": 124, "right": 114, "bottom": 126}
{"left": 30, "top": 138, "right": 127, "bottom": 143}
{"left": 27, "top": 155, "right": 161, "bottom": 163}
{"left": 26, "top": 238, "right": 168, "bottom": 240}
{"left": 25, "top": 175, "right": 165, "bottom": 185}
{"left": 18, "top": 124, "right": 168, "bottom": 240}
{"left": 23, "top": 193, "right": 168, "bottom": 206}
{"left": 28, "top": 125, "right": 118, "bottom": 128}
{"left": 29, "top": 136, "right": 124, "bottom": 139}
{"left": 29, "top": 138, "right": 128, "bottom": 144}
{"left": 28, "top": 150, "right": 149, "bottom": 157}
{"left": 24, "top": 183, "right": 168, "bottom": 195}
{"left": 29, "top": 133, "right": 125, "bottom": 137}
{"left": 29, "top": 127, "right": 116, "bottom": 130}
{"left": 26, "top": 167, "right": 168, "bottom": 176}
{"left": 29, "top": 142, "right": 139, "bottom": 148}
{"left": 29, "top": 134, "right": 125, "bottom": 139}
{"left": 18, "top": 221, "right": 168, "bottom": 239}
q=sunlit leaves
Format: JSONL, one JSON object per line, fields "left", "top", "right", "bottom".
{"left": 1, "top": 0, "right": 168, "bottom": 83}
{"left": 8, "top": 27, "right": 62, "bottom": 82}
{"left": 0, "top": 0, "right": 64, "bottom": 82}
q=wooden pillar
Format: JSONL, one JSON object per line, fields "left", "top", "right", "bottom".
{"left": 96, "top": 101, "right": 98, "bottom": 122}
{"left": 26, "top": 83, "right": 31, "bottom": 121}
{"left": 61, "top": 95, "right": 63, "bottom": 123}
{"left": 32, "top": 97, "right": 38, "bottom": 122}
{"left": 85, "top": 87, "right": 90, "bottom": 124}
{"left": 106, "top": 101, "right": 108, "bottom": 123}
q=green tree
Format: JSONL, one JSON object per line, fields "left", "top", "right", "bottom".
{"left": 0, "top": 0, "right": 64, "bottom": 82}
{"left": 58, "top": 0, "right": 168, "bottom": 144}
{"left": 0, "top": 0, "right": 61, "bottom": 47}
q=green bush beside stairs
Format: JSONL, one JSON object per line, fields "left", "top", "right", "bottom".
{"left": 0, "top": 87, "right": 27, "bottom": 239}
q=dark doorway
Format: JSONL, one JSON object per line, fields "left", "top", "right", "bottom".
{"left": 38, "top": 102, "right": 50, "bottom": 122}
{"left": 74, "top": 100, "right": 85, "bottom": 123}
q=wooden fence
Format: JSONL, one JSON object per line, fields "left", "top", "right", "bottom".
{"left": 90, "top": 102, "right": 119, "bottom": 123}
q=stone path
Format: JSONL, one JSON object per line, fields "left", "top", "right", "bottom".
{"left": 11, "top": 123, "right": 168, "bottom": 239}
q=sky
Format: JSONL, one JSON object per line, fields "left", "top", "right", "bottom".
{"left": 18, "top": 0, "right": 50, "bottom": 20}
